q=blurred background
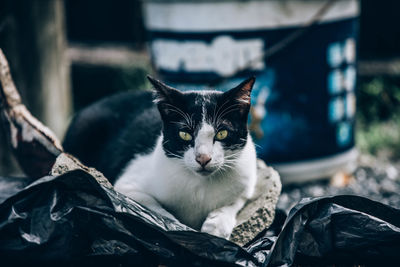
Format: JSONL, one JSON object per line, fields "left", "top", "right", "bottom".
{"left": 0, "top": 0, "right": 399, "bottom": 209}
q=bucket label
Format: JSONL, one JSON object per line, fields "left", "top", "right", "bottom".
{"left": 151, "top": 36, "right": 264, "bottom": 76}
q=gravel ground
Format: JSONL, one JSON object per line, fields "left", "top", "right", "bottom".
{"left": 277, "top": 154, "right": 400, "bottom": 213}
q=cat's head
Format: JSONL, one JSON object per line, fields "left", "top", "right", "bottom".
{"left": 148, "top": 76, "right": 255, "bottom": 177}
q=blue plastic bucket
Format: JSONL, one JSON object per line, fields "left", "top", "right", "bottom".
{"left": 143, "top": 0, "right": 359, "bottom": 183}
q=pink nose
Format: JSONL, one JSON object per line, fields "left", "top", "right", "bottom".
{"left": 195, "top": 154, "right": 211, "bottom": 167}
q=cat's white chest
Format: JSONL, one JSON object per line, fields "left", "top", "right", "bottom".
{"left": 156, "top": 167, "right": 245, "bottom": 229}
{"left": 114, "top": 136, "right": 256, "bottom": 230}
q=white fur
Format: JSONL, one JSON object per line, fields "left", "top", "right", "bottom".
{"left": 114, "top": 126, "right": 257, "bottom": 238}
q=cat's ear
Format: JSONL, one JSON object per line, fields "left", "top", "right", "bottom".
{"left": 219, "top": 77, "right": 255, "bottom": 119}
{"left": 147, "top": 75, "right": 184, "bottom": 118}
{"left": 147, "top": 75, "right": 182, "bottom": 104}
{"left": 224, "top": 77, "right": 255, "bottom": 106}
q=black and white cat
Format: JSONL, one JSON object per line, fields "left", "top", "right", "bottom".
{"left": 63, "top": 76, "right": 258, "bottom": 238}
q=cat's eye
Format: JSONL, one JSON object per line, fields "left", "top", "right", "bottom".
{"left": 215, "top": 130, "right": 228, "bottom": 140}
{"left": 179, "top": 131, "right": 192, "bottom": 141}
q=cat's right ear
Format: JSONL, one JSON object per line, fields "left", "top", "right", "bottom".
{"left": 147, "top": 75, "right": 182, "bottom": 104}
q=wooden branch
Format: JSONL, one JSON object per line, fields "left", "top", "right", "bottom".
{"left": 0, "top": 49, "right": 63, "bottom": 177}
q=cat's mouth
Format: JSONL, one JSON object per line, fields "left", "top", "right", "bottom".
{"left": 196, "top": 168, "right": 214, "bottom": 176}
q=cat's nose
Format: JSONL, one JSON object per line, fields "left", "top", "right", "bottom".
{"left": 195, "top": 154, "right": 211, "bottom": 167}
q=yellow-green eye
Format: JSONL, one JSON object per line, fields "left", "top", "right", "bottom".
{"left": 215, "top": 130, "right": 228, "bottom": 140}
{"left": 179, "top": 131, "right": 192, "bottom": 141}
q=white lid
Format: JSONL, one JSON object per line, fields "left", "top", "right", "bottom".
{"left": 144, "top": 0, "right": 359, "bottom": 32}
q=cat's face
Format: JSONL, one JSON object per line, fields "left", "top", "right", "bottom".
{"left": 148, "top": 76, "right": 255, "bottom": 177}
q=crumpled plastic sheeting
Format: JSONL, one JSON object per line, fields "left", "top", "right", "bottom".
{"left": 256, "top": 195, "right": 400, "bottom": 266}
{"left": 0, "top": 170, "right": 258, "bottom": 267}
{"left": 0, "top": 175, "right": 32, "bottom": 203}
{"left": 0, "top": 170, "right": 399, "bottom": 267}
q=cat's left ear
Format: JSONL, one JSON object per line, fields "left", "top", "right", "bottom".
{"left": 147, "top": 75, "right": 182, "bottom": 104}
{"left": 224, "top": 77, "right": 255, "bottom": 106}
{"left": 147, "top": 75, "right": 185, "bottom": 118}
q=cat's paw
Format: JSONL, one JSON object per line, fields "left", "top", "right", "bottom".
{"left": 200, "top": 211, "right": 236, "bottom": 239}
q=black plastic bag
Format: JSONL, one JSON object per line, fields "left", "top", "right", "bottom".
{"left": 0, "top": 170, "right": 258, "bottom": 267}
{"left": 0, "top": 170, "right": 399, "bottom": 266}
{"left": 257, "top": 195, "right": 400, "bottom": 266}
{"left": 0, "top": 175, "right": 32, "bottom": 203}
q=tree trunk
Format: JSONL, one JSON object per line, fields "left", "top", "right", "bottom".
{"left": 0, "top": 0, "right": 71, "bottom": 176}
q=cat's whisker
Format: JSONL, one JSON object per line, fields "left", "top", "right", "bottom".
{"left": 224, "top": 157, "right": 239, "bottom": 163}
{"left": 223, "top": 163, "right": 237, "bottom": 170}
{"left": 212, "top": 102, "right": 218, "bottom": 126}
{"left": 239, "top": 137, "right": 258, "bottom": 148}
{"left": 220, "top": 164, "right": 230, "bottom": 171}
{"left": 223, "top": 161, "right": 239, "bottom": 168}
{"left": 217, "top": 102, "right": 241, "bottom": 116}
{"left": 163, "top": 148, "right": 184, "bottom": 159}
{"left": 164, "top": 103, "right": 193, "bottom": 128}
{"left": 214, "top": 104, "right": 242, "bottom": 126}
{"left": 165, "top": 109, "right": 191, "bottom": 128}
{"left": 216, "top": 166, "right": 228, "bottom": 176}
{"left": 224, "top": 151, "right": 242, "bottom": 159}
{"left": 224, "top": 157, "right": 238, "bottom": 162}
{"left": 217, "top": 106, "right": 241, "bottom": 120}
{"left": 172, "top": 121, "right": 190, "bottom": 128}
{"left": 213, "top": 100, "right": 228, "bottom": 125}
{"left": 162, "top": 139, "right": 170, "bottom": 146}
{"left": 190, "top": 113, "right": 195, "bottom": 128}
{"left": 241, "top": 140, "right": 259, "bottom": 149}
{"left": 166, "top": 110, "right": 192, "bottom": 128}
{"left": 253, "top": 143, "right": 262, "bottom": 149}
{"left": 213, "top": 99, "right": 235, "bottom": 126}
{"left": 224, "top": 158, "right": 239, "bottom": 163}
{"left": 162, "top": 141, "right": 182, "bottom": 158}
{"left": 214, "top": 99, "right": 230, "bottom": 119}
{"left": 220, "top": 163, "right": 235, "bottom": 174}
{"left": 225, "top": 150, "right": 242, "bottom": 156}
{"left": 166, "top": 154, "right": 183, "bottom": 159}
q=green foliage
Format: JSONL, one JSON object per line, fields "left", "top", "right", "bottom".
{"left": 356, "top": 115, "right": 400, "bottom": 158}
{"left": 357, "top": 77, "right": 400, "bottom": 123}
{"left": 356, "top": 76, "right": 400, "bottom": 158}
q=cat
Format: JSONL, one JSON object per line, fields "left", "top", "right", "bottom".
{"left": 63, "top": 76, "right": 258, "bottom": 239}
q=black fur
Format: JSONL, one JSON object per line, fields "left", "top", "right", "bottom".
{"left": 63, "top": 90, "right": 161, "bottom": 183}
